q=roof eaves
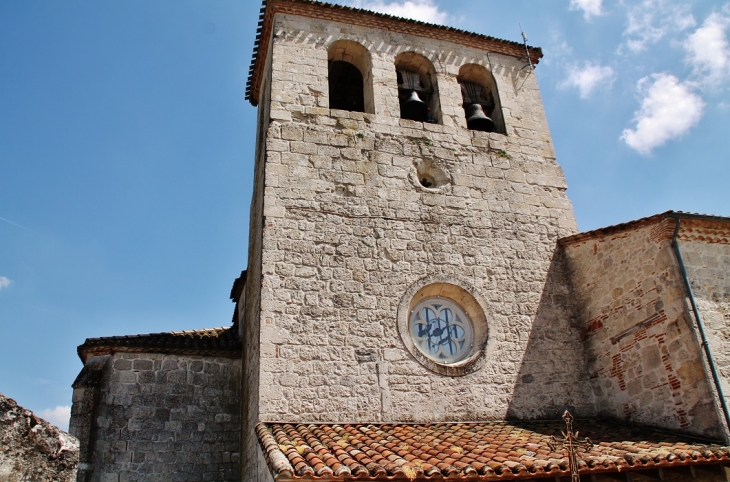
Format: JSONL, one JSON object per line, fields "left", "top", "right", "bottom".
{"left": 76, "top": 327, "right": 241, "bottom": 363}
{"left": 670, "top": 211, "right": 730, "bottom": 224}
{"left": 559, "top": 211, "right": 674, "bottom": 247}
{"left": 559, "top": 211, "right": 730, "bottom": 247}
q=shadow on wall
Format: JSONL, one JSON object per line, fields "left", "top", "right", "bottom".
{"left": 506, "top": 246, "right": 595, "bottom": 420}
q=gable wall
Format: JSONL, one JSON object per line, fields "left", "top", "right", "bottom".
{"left": 562, "top": 220, "right": 724, "bottom": 439}
{"left": 677, "top": 219, "right": 730, "bottom": 421}
{"left": 254, "top": 12, "right": 593, "bottom": 426}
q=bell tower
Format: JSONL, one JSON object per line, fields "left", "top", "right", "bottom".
{"left": 238, "top": 1, "right": 591, "bottom": 479}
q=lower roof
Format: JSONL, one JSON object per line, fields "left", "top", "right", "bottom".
{"left": 77, "top": 326, "right": 241, "bottom": 362}
{"left": 257, "top": 420, "right": 730, "bottom": 480}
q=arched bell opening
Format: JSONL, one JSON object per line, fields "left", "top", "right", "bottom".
{"left": 329, "top": 61, "right": 365, "bottom": 112}
{"left": 328, "top": 40, "right": 374, "bottom": 114}
{"left": 458, "top": 63, "right": 505, "bottom": 134}
{"left": 394, "top": 52, "right": 442, "bottom": 124}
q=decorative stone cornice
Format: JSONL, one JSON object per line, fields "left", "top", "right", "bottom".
{"left": 246, "top": 0, "right": 544, "bottom": 106}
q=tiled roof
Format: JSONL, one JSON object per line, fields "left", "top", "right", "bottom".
{"left": 77, "top": 326, "right": 241, "bottom": 362}
{"left": 559, "top": 211, "right": 730, "bottom": 246}
{"left": 257, "top": 421, "right": 730, "bottom": 480}
{"left": 246, "top": 0, "right": 543, "bottom": 105}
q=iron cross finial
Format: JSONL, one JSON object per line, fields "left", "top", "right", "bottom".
{"left": 547, "top": 410, "right": 593, "bottom": 482}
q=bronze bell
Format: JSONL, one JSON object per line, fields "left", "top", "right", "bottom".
{"left": 465, "top": 103, "right": 496, "bottom": 132}
{"left": 401, "top": 90, "right": 428, "bottom": 122}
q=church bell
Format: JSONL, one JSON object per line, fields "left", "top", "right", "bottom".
{"left": 402, "top": 89, "right": 428, "bottom": 122}
{"left": 464, "top": 103, "right": 496, "bottom": 132}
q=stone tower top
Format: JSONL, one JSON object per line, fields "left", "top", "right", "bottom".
{"left": 245, "top": 0, "right": 543, "bottom": 107}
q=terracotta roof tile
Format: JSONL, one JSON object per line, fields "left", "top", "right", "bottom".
{"left": 77, "top": 326, "right": 241, "bottom": 362}
{"left": 257, "top": 421, "right": 730, "bottom": 479}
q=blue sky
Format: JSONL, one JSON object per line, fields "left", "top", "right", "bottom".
{"left": 0, "top": 0, "right": 728, "bottom": 430}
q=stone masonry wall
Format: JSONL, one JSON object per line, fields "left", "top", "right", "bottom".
{"left": 562, "top": 220, "right": 724, "bottom": 439}
{"left": 240, "top": 38, "right": 273, "bottom": 482}
{"left": 253, "top": 13, "right": 593, "bottom": 425}
{"left": 73, "top": 353, "right": 240, "bottom": 482}
{"left": 678, "top": 219, "right": 730, "bottom": 417}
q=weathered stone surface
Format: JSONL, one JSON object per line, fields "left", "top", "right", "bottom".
{"left": 70, "top": 353, "right": 240, "bottom": 482}
{"left": 0, "top": 392, "right": 78, "bottom": 482}
{"left": 562, "top": 218, "right": 724, "bottom": 439}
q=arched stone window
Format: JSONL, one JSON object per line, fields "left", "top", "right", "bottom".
{"left": 394, "top": 52, "right": 441, "bottom": 124}
{"left": 328, "top": 40, "right": 374, "bottom": 114}
{"left": 458, "top": 64, "right": 505, "bottom": 134}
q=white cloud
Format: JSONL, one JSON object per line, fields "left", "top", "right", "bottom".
{"left": 684, "top": 11, "right": 730, "bottom": 88}
{"left": 621, "top": 73, "right": 705, "bottom": 155}
{"left": 570, "top": 0, "right": 603, "bottom": 20}
{"left": 40, "top": 406, "right": 71, "bottom": 431}
{"left": 623, "top": 0, "right": 696, "bottom": 53}
{"left": 344, "top": 0, "right": 448, "bottom": 24}
{"left": 561, "top": 62, "right": 616, "bottom": 98}
{"left": 0, "top": 277, "right": 11, "bottom": 290}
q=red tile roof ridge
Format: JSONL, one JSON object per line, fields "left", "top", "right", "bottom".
{"left": 83, "top": 326, "right": 230, "bottom": 341}
{"left": 167, "top": 327, "right": 229, "bottom": 335}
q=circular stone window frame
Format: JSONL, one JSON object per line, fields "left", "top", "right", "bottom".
{"left": 397, "top": 276, "right": 490, "bottom": 376}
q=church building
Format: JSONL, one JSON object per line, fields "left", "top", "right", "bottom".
{"left": 69, "top": 1, "right": 730, "bottom": 481}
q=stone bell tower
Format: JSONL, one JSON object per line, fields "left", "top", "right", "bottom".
{"left": 238, "top": 0, "right": 592, "bottom": 479}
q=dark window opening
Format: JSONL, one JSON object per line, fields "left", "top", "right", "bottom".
{"left": 397, "top": 70, "right": 432, "bottom": 123}
{"left": 329, "top": 61, "right": 365, "bottom": 113}
{"left": 419, "top": 175, "right": 434, "bottom": 188}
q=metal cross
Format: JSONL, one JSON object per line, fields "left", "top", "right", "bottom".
{"left": 547, "top": 410, "right": 593, "bottom": 482}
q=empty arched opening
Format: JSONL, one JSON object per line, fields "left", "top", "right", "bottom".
{"left": 394, "top": 52, "right": 442, "bottom": 124}
{"left": 328, "top": 40, "right": 374, "bottom": 114}
{"left": 329, "top": 61, "right": 364, "bottom": 112}
{"left": 458, "top": 64, "right": 505, "bottom": 134}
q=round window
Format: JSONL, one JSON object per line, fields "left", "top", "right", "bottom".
{"left": 409, "top": 297, "right": 474, "bottom": 364}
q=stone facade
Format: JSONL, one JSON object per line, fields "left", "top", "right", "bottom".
{"left": 71, "top": 352, "right": 240, "bottom": 482}
{"left": 561, "top": 217, "right": 726, "bottom": 439}
{"left": 235, "top": 7, "right": 605, "bottom": 480}
{"left": 243, "top": 8, "right": 593, "bottom": 436}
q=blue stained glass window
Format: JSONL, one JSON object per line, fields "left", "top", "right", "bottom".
{"left": 409, "top": 297, "right": 474, "bottom": 364}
